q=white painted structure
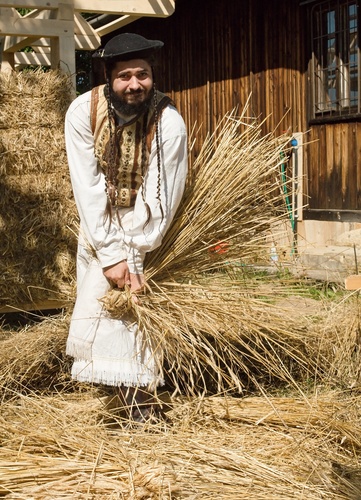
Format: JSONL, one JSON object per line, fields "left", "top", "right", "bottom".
{"left": 0, "top": 0, "right": 175, "bottom": 86}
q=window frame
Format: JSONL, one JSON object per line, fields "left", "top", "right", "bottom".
{"left": 309, "top": 0, "right": 361, "bottom": 122}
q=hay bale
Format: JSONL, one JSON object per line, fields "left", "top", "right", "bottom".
{"left": 0, "top": 69, "right": 78, "bottom": 310}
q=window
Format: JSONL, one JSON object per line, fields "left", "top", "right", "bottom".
{"left": 311, "top": 0, "right": 360, "bottom": 119}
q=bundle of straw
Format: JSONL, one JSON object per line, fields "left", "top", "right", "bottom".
{"left": 146, "top": 109, "right": 290, "bottom": 279}
{"left": 100, "top": 108, "right": 310, "bottom": 394}
{"left": 0, "top": 69, "right": 77, "bottom": 309}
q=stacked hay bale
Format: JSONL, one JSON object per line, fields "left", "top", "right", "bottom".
{"left": 0, "top": 70, "right": 78, "bottom": 311}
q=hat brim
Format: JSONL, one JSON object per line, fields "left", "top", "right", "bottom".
{"left": 93, "top": 40, "right": 164, "bottom": 61}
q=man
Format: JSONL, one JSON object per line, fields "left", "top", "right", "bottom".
{"left": 64, "top": 33, "right": 188, "bottom": 423}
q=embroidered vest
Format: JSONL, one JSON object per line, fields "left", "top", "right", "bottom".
{"left": 90, "top": 84, "right": 172, "bottom": 208}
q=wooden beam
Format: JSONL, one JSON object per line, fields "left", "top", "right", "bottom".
{"left": 11, "top": 40, "right": 51, "bottom": 53}
{"left": 4, "top": 35, "right": 40, "bottom": 52}
{"left": 74, "top": 33, "right": 99, "bottom": 50}
{"left": 0, "top": 51, "right": 15, "bottom": 71}
{"left": 74, "top": 12, "right": 100, "bottom": 50}
{"left": 15, "top": 50, "right": 51, "bottom": 65}
{"left": 0, "top": 16, "right": 74, "bottom": 37}
{"left": 2, "top": 9, "right": 45, "bottom": 52}
{"left": 4, "top": 11, "right": 100, "bottom": 51}
{"left": 73, "top": 0, "right": 175, "bottom": 16}
{"left": 51, "top": 0, "right": 75, "bottom": 88}
{"left": 0, "top": 0, "right": 174, "bottom": 76}
{"left": 96, "top": 15, "right": 142, "bottom": 37}
{"left": 26, "top": 38, "right": 49, "bottom": 47}
{"left": 0, "top": 0, "right": 175, "bottom": 16}
{"left": 0, "top": 0, "right": 59, "bottom": 9}
{"left": 6, "top": 34, "right": 98, "bottom": 52}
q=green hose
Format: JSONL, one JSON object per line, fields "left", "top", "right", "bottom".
{"left": 280, "top": 150, "right": 296, "bottom": 253}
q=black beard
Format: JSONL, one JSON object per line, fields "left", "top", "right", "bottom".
{"left": 109, "top": 87, "right": 154, "bottom": 117}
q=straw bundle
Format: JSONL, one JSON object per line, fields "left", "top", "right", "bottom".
{"left": 100, "top": 109, "right": 309, "bottom": 393}
{"left": 0, "top": 69, "right": 77, "bottom": 310}
{"left": 146, "top": 109, "right": 290, "bottom": 279}
{"left": 0, "top": 390, "right": 360, "bottom": 498}
{"left": 128, "top": 279, "right": 313, "bottom": 394}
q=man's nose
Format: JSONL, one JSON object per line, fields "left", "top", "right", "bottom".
{"left": 128, "top": 76, "right": 141, "bottom": 90}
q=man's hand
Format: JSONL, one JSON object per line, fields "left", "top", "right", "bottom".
{"left": 130, "top": 273, "right": 145, "bottom": 304}
{"left": 103, "top": 260, "right": 131, "bottom": 289}
{"left": 130, "top": 273, "right": 145, "bottom": 293}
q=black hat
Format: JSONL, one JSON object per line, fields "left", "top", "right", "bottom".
{"left": 93, "top": 33, "right": 164, "bottom": 61}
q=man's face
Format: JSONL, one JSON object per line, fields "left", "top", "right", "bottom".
{"left": 109, "top": 59, "right": 154, "bottom": 116}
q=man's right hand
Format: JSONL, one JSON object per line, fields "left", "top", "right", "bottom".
{"left": 103, "top": 260, "right": 131, "bottom": 289}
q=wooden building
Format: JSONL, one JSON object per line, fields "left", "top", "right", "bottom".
{"left": 93, "top": 0, "right": 361, "bottom": 279}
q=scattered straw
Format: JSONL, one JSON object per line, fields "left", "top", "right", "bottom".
{"left": 0, "top": 311, "right": 71, "bottom": 397}
{"left": 0, "top": 390, "right": 360, "bottom": 498}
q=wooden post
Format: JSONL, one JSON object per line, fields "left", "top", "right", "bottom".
{"left": 51, "top": 0, "right": 76, "bottom": 92}
{"left": 0, "top": 38, "right": 15, "bottom": 72}
{"left": 0, "top": 9, "right": 16, "bottom": 72}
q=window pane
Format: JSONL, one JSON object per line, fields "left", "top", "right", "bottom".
{"left": 313, "top": 7, "right": 337, "bottom": 111}
{"left": 326, "top": 10, "right": 337, "bottom": 108}
{"left": 349, "top": 3, "right": 358, "bottom": 106}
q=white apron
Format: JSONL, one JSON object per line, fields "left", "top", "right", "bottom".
{"left": 66, "top": 241, "right": 163, "bottom": 388}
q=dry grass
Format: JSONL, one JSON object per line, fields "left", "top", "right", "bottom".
{"left": 311, "top": 294, "right": 361, "bottom": 389}
{"left": 146, "top": 107, "right": 292, "bottom": 280}
{"left": 132, "top": 279, "right": 314, "bottom": 394}
{"left": 0, "top": 312, "right": 71, "bottom": 397}
{"left": 1, "top": 290, "right": 361, "bottom": 498}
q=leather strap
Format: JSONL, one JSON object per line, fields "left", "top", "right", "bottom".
{"left": 90, "top": 86, "right": 100, "bottom": 135}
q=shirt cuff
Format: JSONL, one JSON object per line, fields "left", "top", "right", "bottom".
{"left": 96, "top": 246, "right": 128, "bottom": 269}
{"left": 127, "top": 247, "right": 146, "bottom": 274}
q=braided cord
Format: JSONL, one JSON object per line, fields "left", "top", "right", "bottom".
{"left": 152, "top": 85, "right": 165, "bottom": 222}
{"left": 105, "top": 81, "right": 118, "bottom": 207}
{"left": 140, "top": 110, "right": 151, "bottom": 225}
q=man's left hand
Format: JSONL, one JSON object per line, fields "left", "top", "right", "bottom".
{"left": 129, "top": 273, "right": 145, "bottom": 303}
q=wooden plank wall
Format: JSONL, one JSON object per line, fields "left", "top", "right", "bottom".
{"left": 305, "top": 122, "right": 361, "bottom": 212}
{"left": 97, "top": 0, "right": 307, "bottom": 157}
{"left": 95, "top": 0, "right": 361, "bottom": 215}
